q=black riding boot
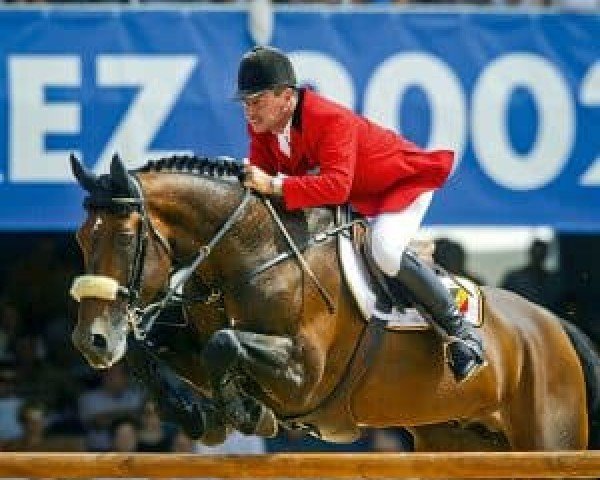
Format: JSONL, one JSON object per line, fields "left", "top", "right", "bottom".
{"left": 395, "top": 249, "right": 485, "bottom": 382}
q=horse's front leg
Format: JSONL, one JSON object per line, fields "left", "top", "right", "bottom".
{"left": 202, "top": 328, "right": 306, "bottom": 437}
{"left": 126, "top": 339, "right": 228, "bottom": 445}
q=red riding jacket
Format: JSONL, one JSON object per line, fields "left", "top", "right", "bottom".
{"left": 248, "top": 88, "right": 454, "bottom": 217}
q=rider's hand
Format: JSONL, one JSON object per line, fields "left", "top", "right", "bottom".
{"left": 243, "top": 165, "right": 276, "bottom": 195}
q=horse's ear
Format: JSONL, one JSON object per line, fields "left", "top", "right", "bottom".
{"left": 110, "top": 153, "right": 136, "bottom": 197}
{"left": 70, "top": 153, "right": 98, "bottom": 193}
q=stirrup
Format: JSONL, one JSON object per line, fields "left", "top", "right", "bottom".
{"left": 444, "top": 339, "right": 485, "bottom": 383}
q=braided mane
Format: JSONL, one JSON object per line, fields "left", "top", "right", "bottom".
{"left": 135, "top": 154, "right": 244, "bottom": 180}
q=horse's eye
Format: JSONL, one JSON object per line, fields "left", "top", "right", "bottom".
{"left": 115, "top": 232, "right": 135, "bottom": 247}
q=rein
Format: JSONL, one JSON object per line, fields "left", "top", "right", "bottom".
{"left": 264, "top": 198, "right": 336, "bottom": 313}
{"left": 247, "top": 216, "right": 364, "bottom": 280}
{"left": 141, "top": 191, "right": 353, "bottom": 331}
{"left": 259, "top": 200, "right": 364, "bottom": 314}
{"left": 132, "top": 188, "right": 349, "bottom": 335}
{"left": 133, "top": 188, "right": 253, "bottom": 340}
{"left": 72, "top": 169, "right": 358, "bottom": 340}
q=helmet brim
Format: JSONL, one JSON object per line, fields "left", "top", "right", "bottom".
{"left": 232, "top": 89, "right": 269, "bottom": 102}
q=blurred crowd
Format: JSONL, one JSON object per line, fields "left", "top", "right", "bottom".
{"left": 0, "top": 232, "right": 581, "bottom": 454}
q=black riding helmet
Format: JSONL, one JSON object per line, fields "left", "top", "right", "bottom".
{"left": 234, "top": 46, "right": 297, "bottom": 100}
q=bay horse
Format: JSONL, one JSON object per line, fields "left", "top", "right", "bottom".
{"left": 69, "top": 153, "right": 600, "bottom": 452}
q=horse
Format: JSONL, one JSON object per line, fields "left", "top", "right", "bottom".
{"left": 69, "top": 152, "right": 600, "bottom": 452}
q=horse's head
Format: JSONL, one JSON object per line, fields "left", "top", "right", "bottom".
{"left": 69, "top": 154, "right": 172, "bottom": 369}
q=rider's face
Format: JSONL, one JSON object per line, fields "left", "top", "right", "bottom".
{"left": 241, "top": 87, "right": 295, "bottom": 134}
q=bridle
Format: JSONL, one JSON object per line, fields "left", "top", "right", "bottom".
{"left": 71, "top": 174, "right": 253, "bottom": 341}
{"left": 133, "top": 186, "right": 253, "bottom": 339}
{"left": 71, "top": 170, "right": 349, "bottom": 343}
{"left": 97, "top": 196, "right": 163, "bottom": 309}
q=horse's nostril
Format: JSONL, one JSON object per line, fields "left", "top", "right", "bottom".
{"left": 92, "top": 334, "right": 108, "bottom": 350}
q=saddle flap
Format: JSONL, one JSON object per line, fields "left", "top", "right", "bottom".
{"left": 337, "top": 219, "right": 482, "bottom": 331}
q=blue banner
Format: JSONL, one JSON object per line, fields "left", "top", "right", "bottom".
{"left": 0, "top": 9, "right": 597, "bottom": 231}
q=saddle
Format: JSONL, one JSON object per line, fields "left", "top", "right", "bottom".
{"left": 336, "top": 207, "right": 482, "bottom": 330}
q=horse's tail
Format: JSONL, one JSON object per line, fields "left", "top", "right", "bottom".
{"left": 560, "top": 317, "right": 600, "bottom": 449}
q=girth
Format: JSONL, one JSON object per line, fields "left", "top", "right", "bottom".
{"left": 281, "top": 301, "right": 389, "bottom": 443}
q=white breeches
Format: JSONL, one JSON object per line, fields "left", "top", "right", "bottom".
{"left": 368, "top": 191, "right": 433, "bottom": 277}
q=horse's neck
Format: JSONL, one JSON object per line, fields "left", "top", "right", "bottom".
{"left": 143, "top": 172, "right": 336, "bottom": 305}
{"left": 142, "top": 173, "right": 271, "bottom": 277}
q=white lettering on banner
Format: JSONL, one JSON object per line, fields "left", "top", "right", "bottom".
{"left": 363, "top": 52, "right": 467, "bottom": 166}
{"left": 6, "top": 52, "right": 592, "bottom": 192}
{"left": 288, "top": 51, "right": 355, "bottom": 110}
{"left": 579, "top": 62, "right": 600, "bottom": 186}
{"left": 95, "top": 55, "right": 197, "bottom": 172}
{"left": 472, "top": 53, "right": 575, "bottom": 191}
{"left": 9, "top": 56, "right": 81, "bottom": 182}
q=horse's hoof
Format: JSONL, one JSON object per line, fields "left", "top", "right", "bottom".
{"left": 201, "top": 423, "right": 230, "bottom": 446}
{"left": 254, "top": 406, "right": 278, "bottom": 438}
{"left": 225, "top": 398, "right": 278, "bottom": 438}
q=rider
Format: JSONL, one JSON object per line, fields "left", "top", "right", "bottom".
{"left": 237, "top": 46, "right": 484, "bottom": 383}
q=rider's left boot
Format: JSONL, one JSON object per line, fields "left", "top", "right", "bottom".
{"left": 393, "top": 249, "right": 485, "bottom": 382}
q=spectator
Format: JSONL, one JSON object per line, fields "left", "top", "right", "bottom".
{"left": 110, "top": 417, "right": 139, "bottom": 452}
{"left": 10, "top": 332, "right": 82, "bottom": 436}
{"left": 168, "top": 429, "right": 200, "bottom": 480}
{"left": 0, "top": 399, "right": 82, "bottom": 451}
{"left": 489, "top": 0, "right": 551, "bottom": 5}
{"left": 3, "top": 237, "right": 69, "bottom": 332}
{"left": 410, "top": 0, "right": 490, "bottom": 4}
{"left": 500, "top": 239, "right": 562, "bottom": 312}
{"left": 553, "top": 0, "right": 599, "bottom": 9}
{"left": 170, "top": 428, "right": 195, "bottom": 453}
{"left": 433, "top": 238, "right": 484, "bottom": 285}
{"left": 1, "top": 400, "right": 50, "bottom": 451}
{"left": 92, "top": 418, "right": 142, "bottom": 480}
{"left": 3, "top": 400, "right": 83, "bottom": 452}
{"left": 78, "top": 363, "right": 144, "bottom": 451}
{"left": 0, "top": 366, "right": 23, "bottom": 444}
{"left": 137, "top": 398, "right": 176, "bottom": 452}
{"left": 0, "top": 301, "right": 21, "bottom": 364}
{"left": 40, "top": 318, "right": 87, "bottom": 436}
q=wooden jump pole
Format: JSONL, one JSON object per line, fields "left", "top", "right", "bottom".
{"left": 1, "top": 452, "right": 600, "bottom": 478}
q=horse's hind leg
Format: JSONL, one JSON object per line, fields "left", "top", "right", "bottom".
{"left": 503, "top": 388, "right": 587, "bottom": 451}
{"left": 410, "top": 423, "right": 510, "bottom": 452}
{"left": 202, "top": 328, "right": 303, "bottom": 437}
{"left": 502, "top": 357, "right": 588, "bottom": 451}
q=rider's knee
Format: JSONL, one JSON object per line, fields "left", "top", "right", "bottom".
{"left": 369, "top": 229, "right": 404, "bottom": 277}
